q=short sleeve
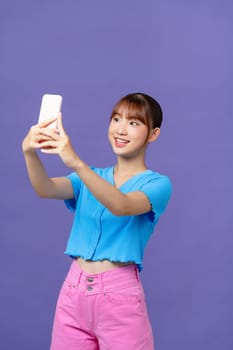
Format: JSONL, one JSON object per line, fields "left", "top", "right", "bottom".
{"left": 140, "top": 175, "right": 172, "bottom": 218}
{"left": 64, "top": 172, "right": 82, "bottom": 211}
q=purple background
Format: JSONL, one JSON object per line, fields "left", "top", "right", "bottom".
{"left": 1, "top": 1, "right": 233, "bottom": 349}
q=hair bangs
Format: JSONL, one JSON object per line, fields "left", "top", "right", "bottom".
{"left": 111, "top": 99, "right": 149, "bottom": 127}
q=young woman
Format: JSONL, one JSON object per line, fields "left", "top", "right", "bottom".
{"left": 22, "top": 92, "right": 172, "bottom": 350}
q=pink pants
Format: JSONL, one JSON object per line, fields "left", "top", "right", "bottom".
{"left": 50, "top": 261, "right": 154, "bottom": 350}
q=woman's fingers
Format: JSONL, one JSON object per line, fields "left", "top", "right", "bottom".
{"left": 38, "top": 116, "right": 57, "bottom": 128}
{"left": 26, "top": 128, "right": 57, "bottom": 150}
{"left": 23, "top": 117, "right": 60, "bottom": 153}
{"left": 26, "top": 114, "right": 75, "bottom": 165}
{"left": 36, "top": 127, "right": 60, "bottom": 140}
{"left": 38, "top": 133, "right": 66, "bottom": 149}
{"left": 57, "top": 113, "right": 67, "bottom": 137}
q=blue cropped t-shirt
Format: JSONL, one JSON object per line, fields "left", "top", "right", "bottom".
{"left": 64, "top": 166, "right": 172, "bottom": 270}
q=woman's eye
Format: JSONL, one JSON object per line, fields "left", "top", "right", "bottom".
{"left": 130, "top": 121, "right": 139, "bottom": 126}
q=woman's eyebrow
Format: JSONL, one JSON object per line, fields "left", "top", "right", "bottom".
{"left": 113, "top": 112, "right": 139, "bottom": 118}
{"left": 114, "top": 112, "right": 121, "bottom": 116}
{"left": 112, "top": 112, "right": 141, "bottom": 121}
{"left": 127, "top": 115, "right": 139, "bottom": 119}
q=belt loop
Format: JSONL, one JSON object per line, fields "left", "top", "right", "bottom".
{"left": 136, "top": 265, "right": 140, "bottom": 282}
{"left": 99, "top": 272, "right": 104, "bottom": 293}
{"left": 76, "top": 266, "right": 82, "bottom": 287}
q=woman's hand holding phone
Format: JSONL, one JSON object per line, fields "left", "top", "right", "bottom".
{"left": 22, "top": 117, "right": 59, "bottom": 154}
{"left": 39, "top": 114, "right": 81, "bottom": 169}
{"left": 22, "top": 93, "right": 81, "bottom": 171}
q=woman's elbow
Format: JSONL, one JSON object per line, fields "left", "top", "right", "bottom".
{"left": 34, "top": 186, "right": 54, "bottom": 199}
{"left": 109, "top": 203, "right": 130, "bottom": 216}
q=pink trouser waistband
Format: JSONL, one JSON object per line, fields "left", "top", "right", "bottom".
{"left": 66, "top": 260, "right": 140, "bottom": 295}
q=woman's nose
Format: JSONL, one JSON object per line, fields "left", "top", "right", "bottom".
{"left": 116, "top": 122, "right": 128, "bottom": 135}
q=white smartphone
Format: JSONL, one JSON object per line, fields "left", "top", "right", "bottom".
{"left": 38, "top": 94, "right": 63, "bottom": 128}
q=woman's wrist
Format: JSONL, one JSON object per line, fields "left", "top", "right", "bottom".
{"left": 22, "top": 145, "right": 36, "bottom": 156}
{"left": 71, "top": 158, "right": 85, "bottom": 173}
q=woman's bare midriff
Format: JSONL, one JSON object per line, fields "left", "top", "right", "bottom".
{"left": 76, "top": 257, "right": 134, "bottom": 274}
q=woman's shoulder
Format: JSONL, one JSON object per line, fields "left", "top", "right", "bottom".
{"left": 142, "top": 169, "right": 171, "bottom": 183}
{"left": 140, "top": 170, "right": 172, "bottom": 195}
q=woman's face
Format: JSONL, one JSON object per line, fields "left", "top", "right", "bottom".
{"left": 108, "top": 104, "right": 150, "bottom": 159}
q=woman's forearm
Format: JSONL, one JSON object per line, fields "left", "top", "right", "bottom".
{"left": 23, "top": 151, "right": 54, "bottom": 197}
{"left": 72, "top": 161, "right": 132, "bottom": 216}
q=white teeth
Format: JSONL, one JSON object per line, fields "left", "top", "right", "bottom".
{"left": 115, "top": 138, "right": 128, "bottom": 144}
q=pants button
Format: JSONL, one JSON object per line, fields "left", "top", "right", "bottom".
{"left": 87, "top": 277, "right": 94, "bottom": 283}
{"left": 87, "top": 286, "right": 93, "bottom": 291}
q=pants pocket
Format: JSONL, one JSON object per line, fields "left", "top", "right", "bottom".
{"left": 104, "top": 286, "right": 144, "bottom": 305}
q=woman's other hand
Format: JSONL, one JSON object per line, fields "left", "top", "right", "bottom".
{"left": 38, "top": 114, "right": 80, "bottom": 169}
{"left": 22, "top": 117, "right": 58, "bottom": 154}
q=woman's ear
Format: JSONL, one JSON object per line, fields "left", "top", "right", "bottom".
{"left": 148, "top": 127, "right": 160, "bottom": 143}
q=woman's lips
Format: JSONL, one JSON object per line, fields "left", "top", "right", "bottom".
{"left": 114, "top": 138, "right": 129, "bottom": 147}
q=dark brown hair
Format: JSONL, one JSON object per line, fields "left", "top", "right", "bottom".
{"left": 110, "top": 93, "right": 163, "bottom": 131}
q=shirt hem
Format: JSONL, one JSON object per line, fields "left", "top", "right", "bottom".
{"left": 64, "top": 251, "right": 143, "bottom": 271}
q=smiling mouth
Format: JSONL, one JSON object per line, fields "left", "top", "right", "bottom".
{"left": 114, "top": 138, "right": 129, "bottom": 147}
{"left": 115, "top": 138, "right": 129, "bottom": 143}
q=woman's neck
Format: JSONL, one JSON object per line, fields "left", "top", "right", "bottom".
{"left": 114, "top": 158, "right": 147, "bottom": 177}
{"left": 113, "top": 160, "right": 148, "bottom": 188}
